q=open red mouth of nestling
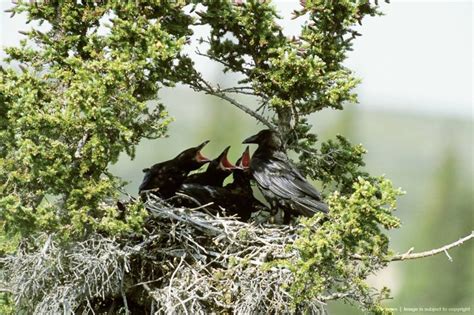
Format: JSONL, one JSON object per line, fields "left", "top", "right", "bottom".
{"left": 195, "top": 151, "right": 210, "bottom": 163}
{"left": 220, "top": 153, "right": 237, "bottom": 170}
{"left": 240, "top": 146, "right": 251, "bottom": 169}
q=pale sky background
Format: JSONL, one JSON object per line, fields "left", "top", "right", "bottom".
{"left": 0, "top": 0, "right": 472, "bottom": 119}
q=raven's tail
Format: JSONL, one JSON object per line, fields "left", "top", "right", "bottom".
{"left": 294, "top": 198, "right": 329, "bottom": 217}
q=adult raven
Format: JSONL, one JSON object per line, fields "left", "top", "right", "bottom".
{"left": 243, "top": 129, "right": 328, "bottom": 222}
{"left": 139, "top": 140, "right": 210, "bottom": 199}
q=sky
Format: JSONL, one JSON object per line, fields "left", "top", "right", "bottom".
{"left": 0, "top": 1, "right": 472, "bottom": 119}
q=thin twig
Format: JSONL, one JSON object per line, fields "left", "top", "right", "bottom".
{"left": 219, "top": 86, "right": 263, "bottom": 97}
{"left": 190, "top": 77, "right": 274, "bottom": 129}
{"left": 142, "top": 283, "right": 160, "bottom": 305}
{"left": 390, "top": 231, "right": 473, "bottom": 262}
{"left": 120, "top": 266, "right": 129, "bottom": 315}
{"left": 205, "top": 88, "right": 274, "bottom": 129}
{"left": 220, "top": 86, "right": 254, "bottom": 92}
{"left": 0, "top": 287, "right": 13, "bottom": 293}
{"left": 195, "top": 49, "right": 253, "bottom": 74}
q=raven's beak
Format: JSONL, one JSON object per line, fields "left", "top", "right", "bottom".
{"left": 242, "top": 134, "right": 258, "bottom": 144}
{"left": 197, "top": 140, "right": 210, "bottom": 150}
{"left": 196, "top": 151, "right": 210, "bottom": 163}
{"left": 219, "top": 146, "right": 238, "bottom": 170}
{"left": 196, "top": 140, "right": 211, "bottom": 163}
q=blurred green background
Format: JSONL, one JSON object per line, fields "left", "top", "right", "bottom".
{"left": 2, "top": 1, "right": 472, "bottom": 313}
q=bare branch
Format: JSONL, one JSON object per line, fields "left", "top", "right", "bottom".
{"left": 219, "top": 86, "right": 262, "bottom": 97}
{"left": 210, "top": 90, "right": 274, "bottom": 129}
{"left": 320, "top": 292, "right": 350, "bottom": 302}
{"left": 389, "top": 231, "right": 473, "bottom": 261}
{"left": 219, "top": 86, "right": 254, "bottom": 92}
{"left": 74, "top": 132, "right": 89, "bottom": 159}
{"left": 195, "top": 49, "right": 253, "bottom": 74}
{"left": 190, "top": 77, "right": 274, "bottom": 130}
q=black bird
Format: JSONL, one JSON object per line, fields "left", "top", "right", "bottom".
{"left": 225, "top": 146, "right": 251, "bottom": 193}
{"left": 225, "top": 146, "right": 268, "bottom": 221}
{"left": 174, "top": 183, "right": 228, "bottom": 213}
{"left": 185, "top": 146, "right": 236, "bottom": 187}
{"left": 139, "top": 140, "right": 210, "bottom": 199}
{"left": 174, "top": 146, "right": 238, "bottom": 214}
{"left": 243, "top": 129, "right": 328, "bottom": 222}
{"left": 176, "top": 147, "right": 265, "bottom": 221}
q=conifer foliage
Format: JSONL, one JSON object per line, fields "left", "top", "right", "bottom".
{"left": 1, "top": 1, "right": 470, "bottom": 314}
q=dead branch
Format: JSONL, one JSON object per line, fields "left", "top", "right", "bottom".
{"left": 74, "top": 132, "right": 90, "bottom": 159}
{"left": 189, "top": 77, "right": 275, "bottom": 130}
{"left": 390, "top": 231, "right": 473, "bottom": 261}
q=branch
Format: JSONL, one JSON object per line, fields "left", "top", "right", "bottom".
{"left": 191, "top": 77, "right": 274, "bottom": 130}
{"left": 195, "top": 49, "right": 253, "bottom": 74}
{"left": 74, "top": 131, "right": 90, "bottom": 159}
{"left": 0, "top": 281, "right": 13, "bottom": 293}
{"left": 389, "top": 231, "right": 473, "bottom": 262}
{"left": 219, "top": 86, "right": 262, "bottom": 97}
{"left": 210, "top": 90, "right": 274, "bottom": 129}
{"left": 320, "top": 292, "right": 350, "bottom": 302}
{"left": 142, "top": 283, "right": 160, "bottom": 306}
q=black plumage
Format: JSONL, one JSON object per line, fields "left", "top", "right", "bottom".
{"left": 174, "top": 146, "right": 237, "bottom": 215}
{"left": 224, "top": 146, "right": 268, "bottom": 221}
{"left": 176, "top": 147, "right": 266, "bottom": 221}
{"left": 139, "top": 140, "right": 210, "bottom": 199}
{"left": 243, "top": 129, "right": 328, "bottom": 222}
{"left": 175, "top": 183, "right": 229, "bottom": 213}
{"left": 185, "top": 146, "right": 235, "bottom": 187}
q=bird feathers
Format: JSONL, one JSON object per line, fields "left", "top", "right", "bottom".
{"left": 244, "top": 129, "right": 329, "bottom": 219}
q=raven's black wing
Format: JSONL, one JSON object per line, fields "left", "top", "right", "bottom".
{"left": 252, "top": 156, "right": 328, "bottom": 215}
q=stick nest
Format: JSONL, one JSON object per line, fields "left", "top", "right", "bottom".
{"left": 1, "top": 197, "right": 327, "bottom": 314}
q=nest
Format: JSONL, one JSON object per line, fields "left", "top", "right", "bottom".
{"left": 1, "top": 196, "right": 328, "bottom": 314}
